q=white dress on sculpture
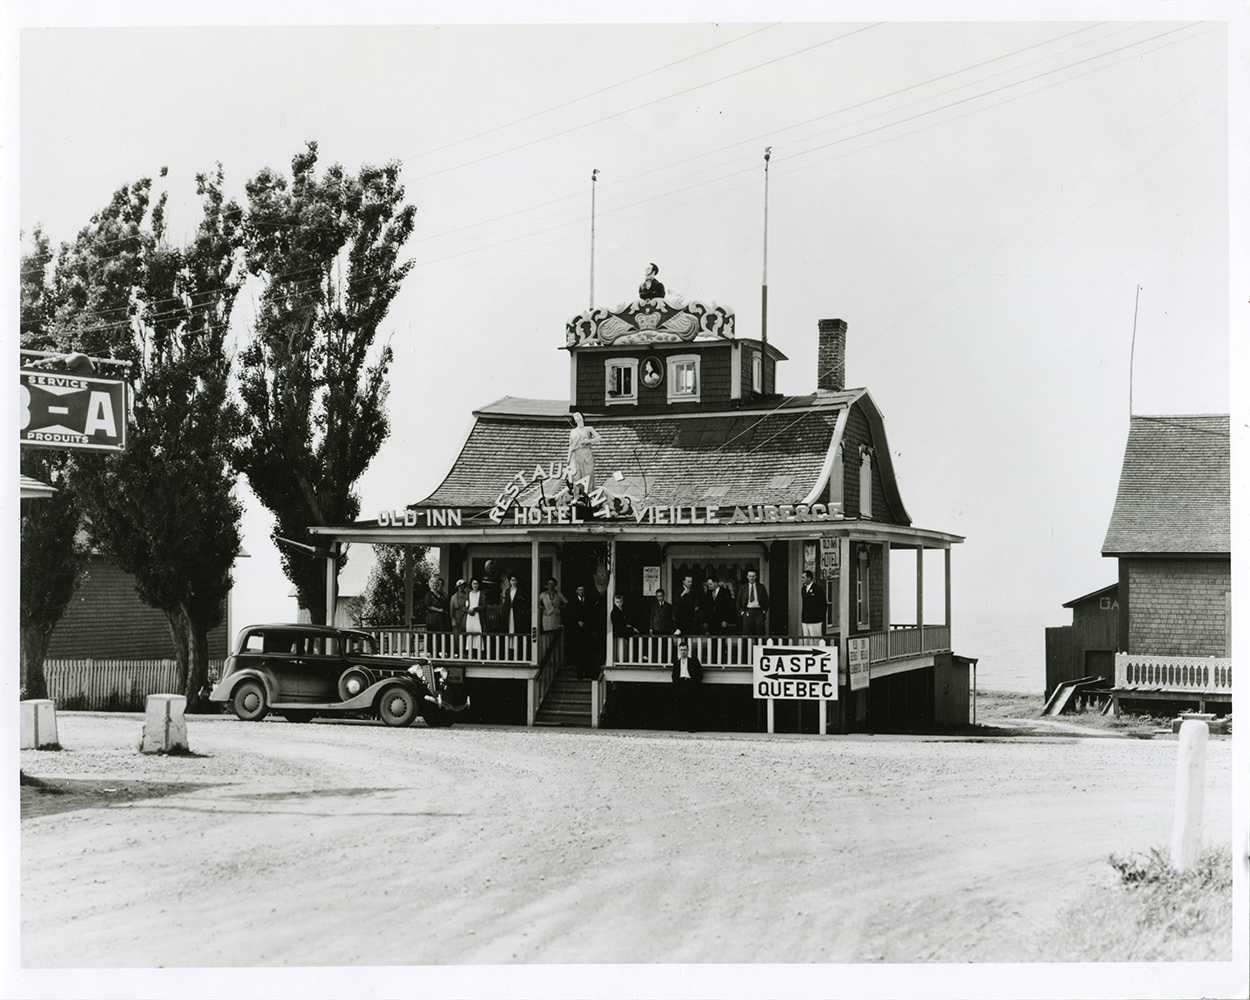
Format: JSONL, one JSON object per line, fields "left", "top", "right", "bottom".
{"left": 567, "top": 412, "right": 602, "bottom": 494}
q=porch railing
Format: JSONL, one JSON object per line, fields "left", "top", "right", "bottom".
{"left": 533, "top": 630, "right": 562, "bottom": 709}
{"left": 613, "top": 634, "right": 831, "bottom": 671}
{"left": 1114, "top": 653, "right": 1233, "bottom": 695}
{"left": 868, "top": 625, "right": 951, "bottom": 663}
{"left": 366, "top": 628, "right": 534, "bottom": 664}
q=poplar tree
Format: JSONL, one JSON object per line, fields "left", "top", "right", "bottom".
{"left": 48, "top": 169, "right": 244, "bottom": 709}
{"left": 234, "top": 142, "right": 416, "bottom": 623}
{"left": 19, "top": 228, "right": 90, "bottom": 700}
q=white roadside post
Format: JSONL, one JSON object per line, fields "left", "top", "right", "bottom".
{"left": 139, "top": 694, "right": 189, "bottom": 754}
{"left": 20, "top": 700, "right": 59, "bottom": 749}
{"left": 1170, "top": 718, "right": 1208, "bottom": 869}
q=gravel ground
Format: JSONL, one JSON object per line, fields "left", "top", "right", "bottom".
{"left": 17, "top": 711, "right": 1236, "bottom": 977}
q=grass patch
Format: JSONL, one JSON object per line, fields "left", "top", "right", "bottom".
{"left": 1061, "top": 706, "right": 1162, "bottom": 737}
{"left": 1036, "top": 844, "right": 1233, "bottom": 961}
{"left": 972, "top": 689, "right": 1043, "bottom": 720}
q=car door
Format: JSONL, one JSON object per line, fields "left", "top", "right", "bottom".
{"left": 301, "top": 632, "right": 343, "bottom": 703}
{"left": 261, "top": 629, "right": 309, "bottom": 702}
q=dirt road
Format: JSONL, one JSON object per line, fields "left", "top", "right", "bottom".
{"left": 19, "top": 712, "right": 1233, "bottom": 968}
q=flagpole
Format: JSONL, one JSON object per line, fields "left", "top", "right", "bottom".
{"left": 590, "top": 169, "right": 599, "bottom": 310}
{"left": 762, "top": 147, "right": 771, "bottom": 348}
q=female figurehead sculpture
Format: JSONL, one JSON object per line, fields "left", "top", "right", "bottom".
{"left": 566, "top": 411, "right": 603, "bottom": 500}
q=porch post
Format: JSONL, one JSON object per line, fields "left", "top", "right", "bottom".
{"left": 595, "top": 539, "right": 616, "bottom": 730}
{"left": 530, "top": 540, "right": 540, "bottom": 664}
{"left": 527, "top": 539, "right": 540, "bottom": 726}
{"left": 325, "top": 543, "right": 339, "bottom": 627}
{"left": 403, "top": 546, "right": 414, "bottom": 630}
{"left": 882, "top": 540, "right": 891, "bottom": 631}
{"left": 916, "top": 545, "right": 924, "bottom": 630}
{"left": 945, "top": 547, "right": 952, "bottom": 631}
{"left": 838, "top": 534, "right": 851, "bottom": 732}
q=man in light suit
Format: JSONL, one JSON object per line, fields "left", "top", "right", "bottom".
{"left": 737, "top": 569, "right": 769, "bottom": 635}
{"left": 670, "top": 638, "right": 703, "bottom": 732}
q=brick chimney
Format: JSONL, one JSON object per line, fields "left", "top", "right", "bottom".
{"left": 817, "top": 318, "right": 847, "bottom": 392}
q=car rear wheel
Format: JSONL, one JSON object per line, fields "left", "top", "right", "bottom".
{"left": 280, "top": 710, "right": 315, "bottom": 723}
{"left": 232, "top": 680, "right": 269, "bottom": 722}
{"left": 377, "top": 686, "right": 418, "bottom": 727}
{"left": 338, "top": 667, "right": 374, "bottom": 702}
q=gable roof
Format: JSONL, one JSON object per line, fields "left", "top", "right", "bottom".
{"left": 1101, "top": 414, "right": 1230, "bottom": 556}
{"left": 414, "top": 390, "right": 910, "bottom": 522}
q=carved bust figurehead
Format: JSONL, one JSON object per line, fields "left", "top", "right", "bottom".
{"left": 638, "top": 262, "right": 666, "bottom": 301}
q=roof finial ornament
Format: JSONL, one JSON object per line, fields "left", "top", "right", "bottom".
{"left": 638, "top": 262, "right": 665, "bottom": 301}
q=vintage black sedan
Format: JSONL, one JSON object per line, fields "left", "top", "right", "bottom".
{"left": 209, "top": 624, "right": 469, "bottom": 727}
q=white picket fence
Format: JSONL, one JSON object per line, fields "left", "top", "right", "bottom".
{"left": 41, "top": 658, "right": 225, "bottom": 710}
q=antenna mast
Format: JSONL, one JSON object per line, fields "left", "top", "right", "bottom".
{"left": 1129, "top": 284, "right": 1141, "bottom": 417}
{"left": 761, "top": 147, "right": 772, "bottom": 347}
{"left": 589, "top": 169, "right": 599, "bottom": 310}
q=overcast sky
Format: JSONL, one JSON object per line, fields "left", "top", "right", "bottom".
{"left": 7, "top": 3, "right": 1245, "bottom": 693}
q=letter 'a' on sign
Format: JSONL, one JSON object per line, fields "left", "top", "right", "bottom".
{"left": 19, "top": 371, "right": 129, "bottom": 453}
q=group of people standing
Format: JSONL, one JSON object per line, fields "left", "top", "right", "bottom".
{"left": 640, "top": 569, "right": 773, "bottom": 638}
{"left": 423, "top": 561, "right": 530, "bottom": 655}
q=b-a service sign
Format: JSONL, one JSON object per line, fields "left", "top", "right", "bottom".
{"left": 753, "top": 645, "right": 837, "bottom": 700}
{"left": 20, "top": 370, "right": 128, "bottom": 452}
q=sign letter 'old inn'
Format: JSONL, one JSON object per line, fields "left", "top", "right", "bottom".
{"left": 311, "top": 285, "right": 967, "bottom": 733}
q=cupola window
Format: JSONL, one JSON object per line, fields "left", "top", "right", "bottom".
{"left": 667, "top": 355, "right": 700, "bottom": 403}
{"left": 605, "top": 358, "right": 639, "bottom": 404}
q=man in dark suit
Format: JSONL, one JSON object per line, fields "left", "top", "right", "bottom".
{"left": 650, "top": 588, "right": 675, "bottom": 635}
{"left": 737, "top": 569, "right": 769, "bottom": 635}
{"left": 568, "top": 584, "right": 597, "bottom": 679}
{"left": 671, "top": 638, "right": 703, "bottom": 732}
{"left": 673, "top": 575, "right": 705, "bottom": 636}
{"left": 800, "top": 570, "right": 826, "bottom": 638}
{"left": 707, "top": 577, "right": 738, "bottom": 635}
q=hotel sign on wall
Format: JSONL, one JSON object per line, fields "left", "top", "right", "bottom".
{"left": 20, "top": 370, "right": 128, "bottom": 452}
{"left": 752, "top": 645, "right": 838, "bottom": 701}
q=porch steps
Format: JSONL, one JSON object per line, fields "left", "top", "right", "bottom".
{"left": 534, "top": 667, "right": 593, "bottom": 727}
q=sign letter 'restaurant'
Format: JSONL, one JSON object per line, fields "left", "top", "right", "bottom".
{"left": 752, "top": 645, "right": 838, "bottom": 700}
{"left": 20, "top": 370, "right": 128, "bottom": 452}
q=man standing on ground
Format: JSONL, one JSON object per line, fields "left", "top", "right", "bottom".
{"left": 800, "top": 570, "right": 826, "bottom": 638}
{"left": 738, "top": 569, "right": 769, "bottom": 635}
{"left": 671, "top": 638, "right": 703, "bottom": 732}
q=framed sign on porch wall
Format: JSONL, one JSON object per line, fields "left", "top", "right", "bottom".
{"left": 820, "top": 534, "right": 840, "bottom": 632}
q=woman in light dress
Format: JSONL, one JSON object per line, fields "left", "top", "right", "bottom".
{"left": 464, "top": 577, "right": 484, "bottom": 655}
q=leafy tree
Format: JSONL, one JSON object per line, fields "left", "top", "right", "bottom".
{"left": 47, "top": 168, "right": 244, "bottom": 709}
{"left": 233, "top": 142, "right": 416, "bottom": 623}
{"left": 19, "top": 229, "right": 90, "bottom": 700}
{"left": 354, "top": 544, "right": 433, "bottom": 628}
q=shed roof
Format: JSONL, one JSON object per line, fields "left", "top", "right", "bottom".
{"left": 1061, "top": 583, "right": 1118, "bottom": 609}
{"left": 415, "top": 390, "right": 906, "bottom": 516}
{"left": 1101, "top": 414, "right": 1230, "bottom": 556}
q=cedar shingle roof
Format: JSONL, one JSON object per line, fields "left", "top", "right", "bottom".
{"left": 418, "top": 393, "right": 859, "bottom": 512}
{"left": 1101, "top": 414, "right": 1230, "bottom": 555}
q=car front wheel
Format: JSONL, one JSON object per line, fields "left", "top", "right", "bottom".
{"left": 232, "top": 680, "right": 269, "bottom": 722}
{"left": 377, "top": 686, "right": 418, "bottom": 727}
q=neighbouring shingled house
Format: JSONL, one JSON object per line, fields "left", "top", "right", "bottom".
{"left": 310, "top": 293, "right": 967, "bottom": 734}
{"left": 42, "top": 551, "right": 232, "bottom": 708}
{"left": 1099, "top": 414, "right": 1232, "bottom": 713}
